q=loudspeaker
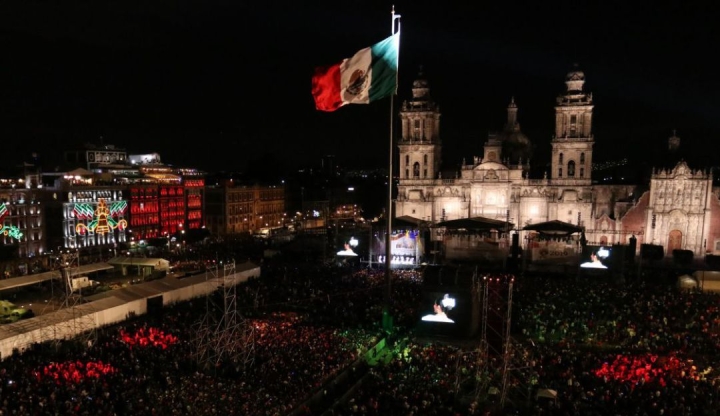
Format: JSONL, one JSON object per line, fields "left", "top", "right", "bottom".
{"left": 610, "top": 244, "right": 626, "bottom": 271}
{"left": 627, "top": 236, "right": 637, "bottom": 263}
{"left": 640, "top": 244, "right": 664, "bottom": 260}
{"left": 705, "top": 255, "right": 720, "bottom": 270}
{"left": 511, "top": 233, "right": 520, "bottom": 257}
{"left": 672, "top": 249, "right": 693, "bottom": 266}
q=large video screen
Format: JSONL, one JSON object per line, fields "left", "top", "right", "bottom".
{"left": 420, "top": 293, "right": 458, "bottom": 324}
{"left": 580, "top": 245, "right": 611, "bottom": 269}
{"left": 372, "top": 229, "right": 423, "bottom": 266}
{"left": 336, "top": 239, "right": 359, "bottom": 257}
{"left": 416, "top": 291, "right": 471, "bottom": 337}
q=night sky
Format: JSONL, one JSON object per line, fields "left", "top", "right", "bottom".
{"left": 1, "top": 1, "right": 718, "bottom": 173}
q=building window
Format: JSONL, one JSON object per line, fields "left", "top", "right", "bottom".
{"left": 580, "top": 152, "right": 585, "bottom": 163}
{"left": 559, "top": 153, "right": 563, "bottom": 164}
{"left": 405, "top": 155, "right": 409, "bottom": 166}
{"left": 570, "top": 115, "right": 577, "bottom": 135}
{"left": 423, "top": 154, "right": 428, "bottom": 165}
{"left": 580, "top": 167, "right": 585, "bottom": 178}
{"left": 568, "top": 161, "right": 576, "bottom": 177}
{"left": 405, "top": 169, "right": 409, "bottom": 178}
{"left": 414, "top": 119, "right": 421, "bottom": 139}
{"left": 558, "top": 168, "right": 563, "bottom": 178}
{"left": 413, "top": 162, "right": 420, "bottom": 178}
{"left": 423, "top": 169, "right": 427, "bottom": 178}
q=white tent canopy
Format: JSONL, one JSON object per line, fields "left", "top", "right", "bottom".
{"left": 108, "top": 257, "right": 170, "bottom": 271}
{"left": 678, "top": 274, "right": 698, "bottom": 290}
{"left": 537, "top": 388, "right": 558, "bottom": 401}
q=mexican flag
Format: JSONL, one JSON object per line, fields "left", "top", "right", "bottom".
{"left": 312, "top": 33, "right": 399, "bottom": 112}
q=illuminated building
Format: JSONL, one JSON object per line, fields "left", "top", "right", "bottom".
{"left": 205, "top": 182, "right": 255, "bottom": 235}
{"left": 126, "top": 159, "right": 186, "bottom": 239}
{"left": 40, "top": 144, "right": 206, "bottom": 252}
{"left": 254, "top": 185, "right": 285, "bottom": 231}
{"left": 0, "top": 165, "right": 44, "bottom": 258}
{"left": 176, "top": 168, "right": 205, "bottom": 230}
{"left": 395, "top": 68, "right": 720, "bottom": 258}
{"left": 41, "top": 168, "right": 129, "bottom": 251}
{"left": 205, "top": 181, "right": 285, "bottom": 235}
{"left": 64, "top": 142, "right": 128, "bottom": 170}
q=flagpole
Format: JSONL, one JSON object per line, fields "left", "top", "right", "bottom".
{"left": 383, "top": 6, "right": 401, "bottom": 333}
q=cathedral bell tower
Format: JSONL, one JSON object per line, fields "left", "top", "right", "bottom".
{"left": 551, "top": 65, "right": 594, "bottom": 184}
{"left": 398, "top": 68, "right": 441, "bottom": 181}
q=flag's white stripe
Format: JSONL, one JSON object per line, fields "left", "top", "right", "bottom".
{"left": 339, "top": 46, "right": 373, "bottom": 105}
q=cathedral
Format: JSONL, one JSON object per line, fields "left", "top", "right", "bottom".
{"left": 394, "top": 67, "right": 720, "bottom": 259}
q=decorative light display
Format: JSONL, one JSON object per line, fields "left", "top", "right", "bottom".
{"left": 594, "top": 353, "right": 704, "bottom": 385}
{"left": 119, "top": 327, "right": 178, "bottom": 349}
{"left": 75, "top": 198, "right": 128, "bottom": 235}
{"left": 0, "top": 203, "right": 24, "bottom": 240}
{"left": 35, "top": 360, "right": 117, "bottom": 384}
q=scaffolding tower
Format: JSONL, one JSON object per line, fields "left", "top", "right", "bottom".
{"left": 454, "top": 267, "right": 484, "bottom": 399}
{"left": 474, "top": 273, "right": 534, "bottom": 409}
{"left": 193, "top": 260, "right": 255, "bottom": 373}
{"left": 44, "top": 250, "right": 98, "bottom": 349}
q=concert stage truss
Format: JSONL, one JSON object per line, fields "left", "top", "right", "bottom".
{"left": 43, "top": 250, "right": 98, "bottom": 349}
{"left": 471, "top": 271, "right": 534, "bottom": 409}
{"left": 193, "top": 260, "right": 255, "bottom": 373}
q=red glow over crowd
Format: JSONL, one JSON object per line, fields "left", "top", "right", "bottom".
{"left": 594, "top": 353, "right": 702, "bottom": 386}
{"left": 119, "top": 326, "right": 179, "bottom": 349}
{"left": 35, "top": 360, "right": 116, "bottom": 384}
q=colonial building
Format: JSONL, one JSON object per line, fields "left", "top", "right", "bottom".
{"left": 205, "top": 181, "right": 286, "bottom": 236}
{"left": 395, "top": 68, "right": 717, "bottom": 258}
{"left": 0, "top": 166, "right": 44, "bottom": 259}
{"left": 40, "top": 169, "right": 130, "bottom": 252}
{"left": 40, "top": 146, "right": 207, "bottom": 253}
{"left": 176, "top": 168, "right": 206, "bottom": 231}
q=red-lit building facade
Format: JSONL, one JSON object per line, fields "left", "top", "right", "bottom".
{"left": 123, "top": 163, "right": 187, "bottom": 240}
{"left": 177, "top": 168, "right": 205, "bottom": 230}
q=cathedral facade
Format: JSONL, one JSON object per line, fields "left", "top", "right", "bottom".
{"left": 395, "top": 68, "right": 720, "bottom": 259}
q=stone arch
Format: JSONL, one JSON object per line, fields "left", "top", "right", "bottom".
{"left": 667, "top": 229, "right": 683, "bottom": 254}
{"left": 567, "top": 160, "right": 576, "bottom": 177}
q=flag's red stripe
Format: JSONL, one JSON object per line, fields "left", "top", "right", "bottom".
{"left": 311, "top": 63, "right": 343, "bottom": 112}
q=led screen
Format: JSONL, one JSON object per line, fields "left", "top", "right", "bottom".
{"left": 580, "top": 246, "right": 611, "bottom": 269}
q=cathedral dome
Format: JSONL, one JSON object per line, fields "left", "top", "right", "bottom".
{"left": 504, "top": 130, "right": 531, "bottom": 146}
{"left": 502, "top": 130, "right": 533, "bottom": 162}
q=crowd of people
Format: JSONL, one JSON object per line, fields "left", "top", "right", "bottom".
{"left": 328, "top": 275, "right": 720, "bottom": 415}
{"left": 511, "top": 276, "right": 720, "bottom": 415}
{"left": 1, "top": 242, "right": 720, "bottom": 415}
{"left": 0, "top": 258, "right": 425, "bottom": 415}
